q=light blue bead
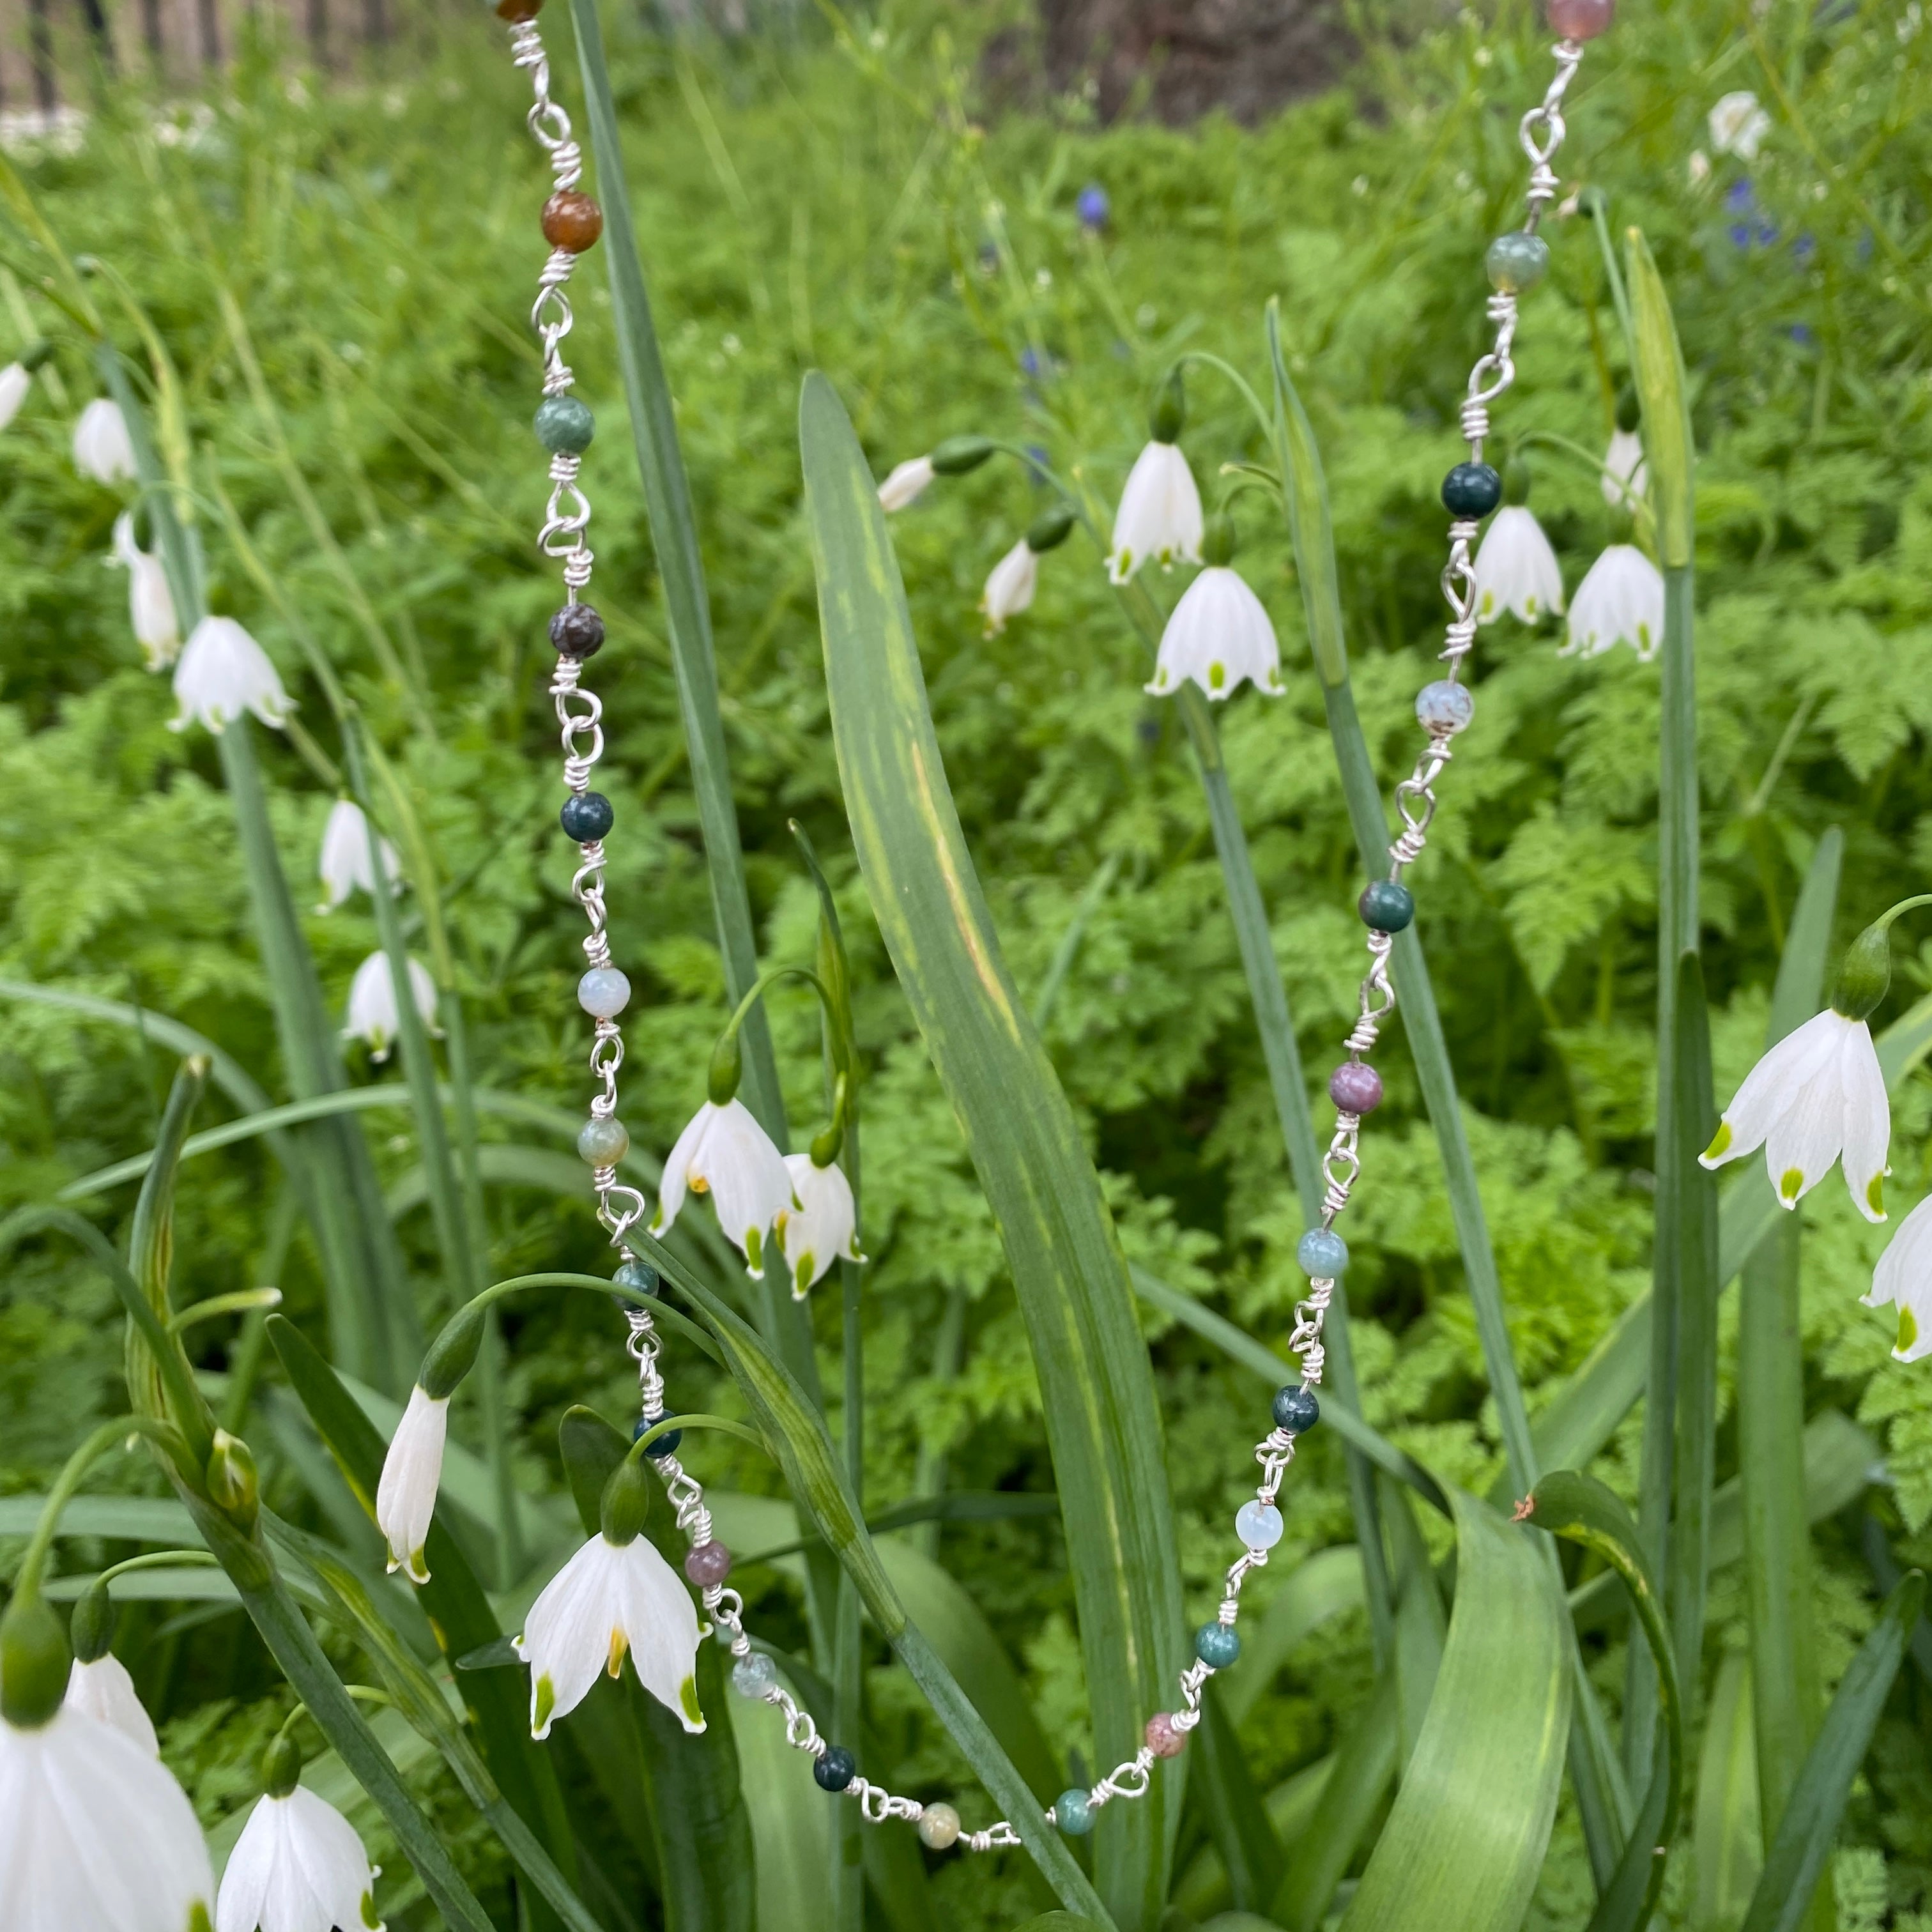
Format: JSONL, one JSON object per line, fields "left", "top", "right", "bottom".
{"left": 732, "top": 1652, "right": 777, "bottom": 1698}
{"left": 1297, "top": 1228, "right": 1349, "bottom": 1278}
{"left": 1055, "top": 1788, "right": 1094, "bottom": 1836}
{"left": 1415, "top": 680, "right": 1475, "bottom": 735}
{"left": 578, "top": 967, "right": 632, "bottom": 1018}
{"left": 1236, "top": 1500, "right": 1284, "bottom": 1550}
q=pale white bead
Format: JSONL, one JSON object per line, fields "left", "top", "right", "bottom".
{"left": 577, "top": 967, "right": 632, "bottom": 1018}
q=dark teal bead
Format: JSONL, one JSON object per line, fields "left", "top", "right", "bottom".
{"left": 1273, "top": 1386, "right": 1320, "bottom": 1434}
{"left": 1195, "top": 1623, "right": 1241, "bottom": 1669}
{"left": 534, "top": 394, "right": 595, "bottom": 454}
{"left": 1358, "top": 880, "right": 1414, "bottom": 933}
{"left": 1055, "top": 1788, "right": 1094, "bottom": 1836}
{"left": 614, "top": 1259, "right": 660, "bottom": 1296}
{"left": 635, "top": 1413, "right": 682, "bottom": 1459}
{"left": 560, "top": 792, "right": 614, "bottom": 842}
{"left": 815, "top": 1745, "right": 857, "bottom": 1792}
{"left": 1441, "top": 461, "right": 1502, "bottom": 518}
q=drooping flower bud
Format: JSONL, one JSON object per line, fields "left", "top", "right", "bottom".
{"left": 599, "top": 1449, "right": 654, "bottom": 1547}
{"left": 0, "top": 1590, "right": 71, "bottom": 1729}
{"left": 707, "top": 1025, "right": 744, "bottom": 1107}
{"left": 206, "top": 1428, "right": 261, "bottom": 1533}
{"left": 1149, "top": 369, "right": 1186, "bottom": 444}
{"left": 68, "top": 1581, "right": 115, "bottom": 1665}
{"left": 930, "top": 434, "right": 996, "bottom": 477}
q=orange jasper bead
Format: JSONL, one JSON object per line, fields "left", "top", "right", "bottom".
{"left": 542, "top": 189, "right": 603, "bottom": 254}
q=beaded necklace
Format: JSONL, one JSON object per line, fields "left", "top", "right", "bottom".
{"left": 489, "top": 0, "right": 1611, "bottom": 1865}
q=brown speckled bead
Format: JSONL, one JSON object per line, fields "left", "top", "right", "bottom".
{"left": 542, "top": 190, "right": 604, "bottom": 254}
{"left": 1144, "top": 1713, "right": 1186, "bottom": 1759}
{"left": 1547, "top": 0, "right": 1614, "bottom": 37}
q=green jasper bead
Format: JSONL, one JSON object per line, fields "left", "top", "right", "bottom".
{"left": 577, "top": 1115, "right": 629, "bottom": 1166}
{"left": 1055, "top": 1788, "right": 1094, "bottom": 1836}
{"left": 534, "top": 394, "right": 595, "bottom": 454}
{"left": 1195, "top": 1621, "right": 1241, "bottom": 1669}
{"left": 1485, "top": 231, "right": 1550, "bottom": 295}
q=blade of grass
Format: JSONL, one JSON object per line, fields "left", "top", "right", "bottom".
{"left": 1691, "top": 1652, "right": 1763, "bottom": 1932}
{"left": 1190, "top": 1683, "right": 1286, "bottom": 1914}
{"left": 1272, "top": 1674, "right": 1399, "bottom": 1932}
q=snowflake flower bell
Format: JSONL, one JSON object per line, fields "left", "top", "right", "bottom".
{"left": 1709, "top": 89, "right": 1771, "bottom": 161}
{"left": 516, "top": 1452, "right": 705, "bottom": 1740}
{"left": 342, "top": 950, "right": 441, "bottom": 1061}
{"left": 316, "top": 799, "right": 401, "bottom": 913}
{"left": 72, "top": 396, "right": 136, "bottom": 484}
{"left": 0, "top": 360, "right": 30, "bottom": 433}
{"left": 63, "top": 1584, "right": 156, "bottom": 1756}
{"left": 217, "top": 1733, "right": 383, "bottom": 1932}
{"left": 376, "top": 1384, "right": 450, "bottom": 1584}
{"left": 109, "top": 511, "right": 182, "bottom": 670}
{"left": 1471, "top": 461, "right": 1564, "bottom": 624}
{"left": 0, "top": 1588, "right": 213, "bottom": 1932}
{"left": 877, "top": 433, "right": 992, "bottom": 514}
{"left": 1108, "top": 372, "right": 1203, "bottom": 584}
{"left": 1866, "top": 1193, "right": 1932, "bottom": 1363}
{"left": 1701, "top": 909, "right": 1921, "bottom": 1223}
{"left": 1563, "top": 544, "right": 1664, "bottom": 660}
{"left": 776, "top": 1131, "right": 864, "bottom": 1300}
{"left": 980, "top": 500, "right": 1075, "bottom": 638}
{"left": 1600, "top": 389, "right": 1647, "bottom": 510}
{"left": 171, "top": 617, "right": 293, "bottom": 734}
{"left": 1144, "top": 513, "right": 1283, "bottom": 701}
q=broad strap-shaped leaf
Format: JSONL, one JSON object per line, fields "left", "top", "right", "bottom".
{"left": 1273, "top": 1673, "right": 1398, "bottom": 1932}
{"left": 800, "top": 369, "right": 1177, "bottom": 1929}
{"left": 1528, "top": 1469, "right": 1683, "bottom": 1932}
{"left": 1737, "top": 1572, "right": 1926, "bottom": 1932}
{"left": 1337, "top": 1490, "right": 1570, "bottom": 1932}
{"left": 1190, "top": 1683, "right": 1285, "bottom": 1914}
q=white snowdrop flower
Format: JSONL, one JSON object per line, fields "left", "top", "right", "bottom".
{"left": 316, "top": 799, "right": 400, "bottom": 913}
{"left": 217, "top": 1784, "right": 383, "bottom": 1932}
{"left": 65, "top": 1653, "right": 158, "bottom": 1756}
{"left": 1688, "top": 149, "right": 1712, "bottom": 187}
{"left": 515, "top": 1531, "right": 705, "bottom": 1739}
{"left": 1866, "top": 1192, "right": 1932, "bottom": 1362}
{"left": 979, "top": 538, "right": 1038, "bottom": 636}
{"left": 1472, "top": 505, "right": 1565, "bottom": 624}
{"left": 1107, "top": 438, "right": 1203, "bottom": 584}
{"left": 109, "top": 511, "right": 182, "bottom": 670}
{"left": 72, "top": 396, "right": 136, "bottom": 483}
{"left": 0, "top": 360, "right": 29, "bottom": 432}
{"left": 342, "top": 951, "right": 440, "bottom": 1062}
{"left": 1563, "top": 544, "right": 1664, "bottom": 660}
{"left": 1144, "top": 558, "right": 1283, "bottom": 702}
{"left": 652, "top": 1098, "right": 797, "bottom": 1279}
{"left": 1700, "top": 1007, "right": 1888, "bottom": 1222}
{"left": 776, "top": 1154, "right": 864, "bottom": 1299}
{"left": 374, "top": 1384, "right": 448, "bottom": 1584}
{"left": 877, "top": 455, "right": 935, "bottom": 512}
{"left": 171, "top": 617, "right": 293, "bottom": 734}
{"left": 1709, "top": 89, "right": 1772, "bottom": 160}
{"left": 0, "top": 1703, "right": 215, "bottom": 1931}
{"left": 1601, "top": 426, "right": 1648, "bottom": 509}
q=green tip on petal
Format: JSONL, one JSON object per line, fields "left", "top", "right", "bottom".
{"left": 744, "top": 1225, "right": 763, "bottom": 1276}
{"left": 1701, "top": 1120, "right": 1733, "bottom": 1164}
{"left": 792, "top": 1256, "right": 814, "bottom": 1301}
{"left": 1208, "top": 661, "right": 1226, "bottom": 691}
{"left": 1779, "top": 1167, "right": 1805, "bottom": 1204}
{"left": 361, "top": 1893, "right": 382, "bottom": 1930}
{"left": 532, "top": 1674, "right": 556, "bottom": 1737}
{"left": 679, "top": 1675, "right": 707, "bottom": 1731}
{"left": 1897, "top": 1305, "right": 1919, "bottom": 1359}
{"left": 1868, "top": 1174, "right": 1887, "bottom": 1218}
{"left": 189, "top": 1906, "right": 215, "bottom": 1932}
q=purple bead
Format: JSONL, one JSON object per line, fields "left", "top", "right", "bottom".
{"left": 1547, "top": 0, "right": 1613, "bottom": 37}
{"left": 1328, "top": 1062, "right": 1384, "bottom": 1114}
{"left": 684, "top": 1540, "right": 733, "bottom": 1587}
{"left": 1144, "top": 1712, "right": 1185, "bottom": 1758}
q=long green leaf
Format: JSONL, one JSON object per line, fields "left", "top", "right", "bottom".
{"left": 1736, "top": 1572, "right": 1926, "bottom": 1932}
{"left": 1222, "top": 1545, "right": 1364, "bottom": 1728}
{"left": 1273, "top": 1672, "right": 1398, "bottom": 1932}
{"left": 801, "top": 369, "right": 1172, "bottom": 1927}
{"left": 1174, "top": 1757, "right": 1333, "bottom": 1922}
{"left": 1191, "top": 1683, "right": 1285, "bottom": 1914}
{"left": 1336, "top": 1491, "right": 1570, "bottom": 1932}
{"left": 1691, "top": 1651, "right": 1762, "bottom": 1932}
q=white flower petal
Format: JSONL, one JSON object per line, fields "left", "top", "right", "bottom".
{"left": 316, "top": 799, "right": 399, "bottom": 913}
{"left": 877, "top": 455, "right": 935, "bottom": 513}
{"left": 342, "top": 952, "right": 439, "bottom": 1061}
{"left": 1471, "top": 506, "right": 1565, "bottom": 624}
{"left": 517, "top": 1537, "right": 621, "bottom": 1738}
{"left": 1709, "top": 89, "right": 1770, "bottom": 160}
{"left": 1702, "top": 1007, "right": 1845, "bottom": 1167}
{"left": 1144, "top": 565, "right": 1281, "bottom": 701}
{"left": 375, "top": 1386, "right": 447, "bottom": 1584}
{"left": 73, "top": 397, "right": 135, "bottom": 484}
{"left": 0, "top": 361, "right": 30, "bottom": 433}
{"left": 65, "top": 1655, "right": 158, "bottom": 1756}
{"left": 979, "top": 539, "right": 1037, "bottom": 635}
{"left": 1761, "top": 1050, "right": 1848, "bottom": 1208}
{"left": 776, "top": 1154, "right": 864, "bottom": 1298}
{"left": 218, "top": 1787, "right": 380, "bottom": 1932}
{"left": 1869, "top": 1194, "right": 1932, "bottom": 1361}
{"left": 1836, "top": 1018, "right": 1890, "bottom": 1223}
{"left": 109, "top": 512, "right": 181, "bottom": 670}
{"left": 661, "top": 1100, "right": 796, "bottom": 1277}
{"left": 171, "top": 617, "right": 291, "bottom": 735}
{"left": 1600, "top": 427, "right": 1648, "bottom": 510}
{"left": 651, "top": 1105, "right": 709, "bottom": 1238}
{"left": 1108, "top": 440, "right": 1203, "bottom": 584}
{"left": 611, "top": 1539, "right": 706, "bottom": 1734}
{"left": 1564, "top": 544, "right": 1664, "bottom": 661}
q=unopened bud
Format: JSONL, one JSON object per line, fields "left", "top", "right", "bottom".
{"left": 930, "top": 434, "right": 995, "bottom": 477}
{"left": 1025, "top": 503, "right": 1077, "bottom": 554}
{"left": 1201, "top": 512, "right": 1238, "bottom": 567}
{"left": 422, "top": 1300, "right": 486, "bottom": 1400}
{"left": 1503, "top": 456, "right": 1533, "bottom": 505}
{"left": 809, "top": 1119, "right": 844, "bottom": 1168}
{"left": 262, "top": 1730, "right": 302, "bottom": 1798}
{"left": 1833, "top": 921, "right": 1894, "bottom": 1022}
{"left": 707, "top": 1027, "right": 744, "bottom": 1107}
{"left": 1150, "top": 369, "right": 1186, "bottom": 444}
{"left": 599, "top": 1450, "right": 654, "bottom": 1547}
{"left": 0, "top": 1591, "right": 71, "bottom": 1729}
{"left": 206, "top": 1428, "right": 260, "bottom": 1532}
{"left": 69, "top": 1581, "right": 115, "bottom": 1664}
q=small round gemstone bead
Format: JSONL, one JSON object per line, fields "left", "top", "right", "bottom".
{"left": 1297, "top": 1228, "right": 1349, "bottom": 1278}
{"left": 542, "top": 189, "right": 604, "bottom": 253}
{"left": 1195, "top": 1623, "right": 1241, "bottom": 1669}
{"left": 1145, "top": 1712, "right": 1186, "bottom": 1758}
{"left": 917, "top": 1802, "right": 962, "bottom": 1851}
{"left": 613, "top": 1258, "right": 660, "bottom": 1295}
{"left": 635, "top": 1413, "right": 682, "bottom": 1459}
{"left": 578, "top": 1115, "right": 629, "bottom": 1166}
{"left": 495, "top": 0, "right": 541, "bottom": 17}
{"left": 1236, "top": 1500, "right": 1284, "bottom": 1550}
{"left": 1055, "top": 1788, "right": 1094, "bottom": 1836}
{"left": 815, "top": 1745, "right": 857, "bottom": 1793}
{"left": 534, "top": 394, "right": 595, "bottom": 455}
{"left": 684, "top": 1540, "right": 733, "bottom": 1587}
{"left": 560, "top": 791, "right": 615, "bottom": 843}
{"left": 1441, "top": 461, "right": 1503, "bottom": 518}
{"left": 578, "top": 967, "right": 632, "bottom": 1019}
{"left": 1358, "top": 880, "right": 1416, "bottom": 933}
{"left": 1547, "top": 0, "right": 1614, "bottom": 36}
{"left": 1328, "top": 1062, "right": 1384, "bottom": 1114}
{"left": 732, "top": 1652, "right": 777, "bottom": 1698}
{"left": 551, "top": 604, "right": 605, "bottom": 658}
{"left": 1273, "top": 1386, "right": 1321, "bottom": 1434}
{"left": 1415, "top": 679, "right": 1475, "bottom": 735}
{"left": 1485, "top": 231, "right": 1551, "bottom": 295}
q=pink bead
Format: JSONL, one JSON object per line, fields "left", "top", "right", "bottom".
{"left": 1145, "top": 1713, "right": 1186, "bottom": 1759}
{"left": 684, "top": 1540, "right": 733, "bottom": 1586}
{"left": 1547, "top": 0, "right": 1613, "bottom": 38}
{"left": 1328, "top": 1062, "right": 1383, "bottom": 1114}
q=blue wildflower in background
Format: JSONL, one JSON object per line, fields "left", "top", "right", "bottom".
{"left": 1077, "top": 183, "right": 1109, "bottom": 230}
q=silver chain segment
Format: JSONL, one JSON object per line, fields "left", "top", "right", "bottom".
{"left": 502, "top": 19, "right": 1588, "bottom": 1864}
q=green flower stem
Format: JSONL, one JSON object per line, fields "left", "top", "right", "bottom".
{"left": 629, "top": 1413, "right": 769, "bottom": 1458}
{"left": 94, "top": 1549, "right": 222, "bottom": 1586}
{"left": 422, "top": 1273, "right": 724, "bottom": 1379}
{"left": 169, "top": 1289, "right": 283, "bottom": 1334}
{"left": 12, "top": 1416, "right": 197, "bottom": 1602}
